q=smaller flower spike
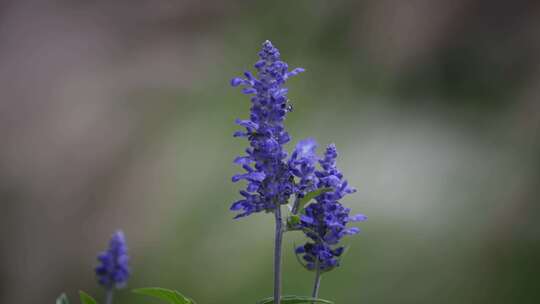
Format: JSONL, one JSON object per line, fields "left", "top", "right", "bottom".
{"left": 296, "top": 144, "right": 367, "bottom": 272}
{"left": 95, "top": 230, "right": 130, "bottom": 289}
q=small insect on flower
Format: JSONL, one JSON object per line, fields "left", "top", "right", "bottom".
{"left": 285, "top": 99, "right": 294, "bottom": 112}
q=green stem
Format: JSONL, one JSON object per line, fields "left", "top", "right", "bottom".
{"left": 311, "top": 262, "right": 321, "bottom": 301}
{"left": 291, "top": 196, "right": 301, "bottom": 214}
{"left": 105, "top": 288, "right": 114, "bottom": 304}
{"left": 273, "top": 205, "right": 284, "bottom": 304}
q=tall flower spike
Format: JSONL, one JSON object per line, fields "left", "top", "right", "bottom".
{"left": 230, "top": 40, "right": 305, "bottom": 219}
{"left": 95, "top": 230, "right": 130, "bottom": 289}
{"left": 296, "top": 144, "right": 367, "bottom": 272}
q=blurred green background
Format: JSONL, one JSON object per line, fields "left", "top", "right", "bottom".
{"left": 1, "top": 1, "right": 539, "bottom": 303}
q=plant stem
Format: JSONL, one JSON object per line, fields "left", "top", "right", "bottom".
{"left": 291, "top": 196, "right": 301, "bottom": 214}
{"left": 311, "top": 262, "right": 322, "bottom": 300}
{"left": 273, "top": 204, "right": 284, "bottom": 304}
{"left": 105, "top": 288, "right": 114, "bottom": 304}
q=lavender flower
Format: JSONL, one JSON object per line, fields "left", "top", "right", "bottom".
{"left": 230, "top": 40, "right": 304, "bottom": 218}
{"left": 296, "top": 144, "right": 367, "bottom": 271}
{"left": 289, "top": 138, "right": 319, "bottom": 200}
{"left": 95, "top": 230, "right": 130, "bottom": 289}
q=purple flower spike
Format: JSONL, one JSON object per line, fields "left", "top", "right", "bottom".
{"left": 95, "top": 230, "right": 130, "bottom": 289}
{"left": 296, "top": 144, "right": 365, "bottom": 272}
{"left": 230, "top": 40, "right": 304, "bottom": 219}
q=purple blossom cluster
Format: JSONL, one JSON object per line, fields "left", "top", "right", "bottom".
{"left": 95, "top": 230, "right": 130, "bottom": 289}
{"left": 289, "top": 138, "right": 319, "bottom": 200}
{"left": 230, "top": 40, "right": 304, "bottom": 219}
{"left": 295, "top": 145, "right": 367, "bottom": 271}
{"left": 231, "top": 40, "right": 366, "bottom": 273}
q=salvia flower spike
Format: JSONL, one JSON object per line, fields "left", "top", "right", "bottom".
{"left": 230, "top": 40, "right": 304, "bottom": 219}
{"left": 95, "top": 230, "right": 130, "bottom": 290}
{"left": 295, "top": 144, "right": 367, "bottom": 272}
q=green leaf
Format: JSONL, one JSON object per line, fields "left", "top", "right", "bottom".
{"left": 286, "top": 214, "right": 301, "bottom": 230}
{"left": 132, "top": 287, "right": 192, "bottom": 304}
{"left": 56, "top": 293, "right": 69, "bottom": 304}
{"left": 78, "top": 291, "right": 98, "bottom": 304}
{"left": 256, "top": 295, "right": 334, "bottom": 304}
{"left": 296, "top": 188, "right": 333, "bottom": 212}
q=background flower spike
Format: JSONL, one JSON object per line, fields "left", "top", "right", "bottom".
{"left": 95, "top": 230, "right": 130, "bottom": 304}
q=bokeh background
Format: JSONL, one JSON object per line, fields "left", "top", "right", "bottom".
{"left": 1, "top": 1, "right": 539, "bottom": 303}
